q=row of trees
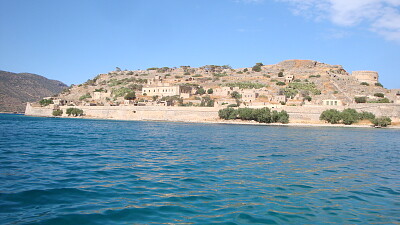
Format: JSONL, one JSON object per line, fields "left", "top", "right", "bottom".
{"left": 52, "top": 108, "right": 84, "bottom": 117}
{"left": 320, "top": 108, "right": 391, "bottom": 126}
{"left": 219, "top": 107, "right": 289, "bottom": 124}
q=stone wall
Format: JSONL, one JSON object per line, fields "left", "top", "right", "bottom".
{"left": 25, "top": 103, "right": 400, "bottom": 123}
{"left": 352, "top": 71, "right": 379, "bottom": 84}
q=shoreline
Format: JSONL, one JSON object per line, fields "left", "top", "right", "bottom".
{"left": 23, "top": 114, "right": 400, "bottom": 129}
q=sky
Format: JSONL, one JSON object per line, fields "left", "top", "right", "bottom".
{"left": 0, "top": 0, "right": 399, "bottom": 89}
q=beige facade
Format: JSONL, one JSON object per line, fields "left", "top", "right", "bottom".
{"left": 285, "top": 75, "right": 294, "bottom": 83}
{"left": 322, "top": 99, "right": 342, "bottom": 106}
{"left": 240, "top": 89, "right": 257, "bottom": 102}
{"left": 352, "top": 71, "right": 379, "bottom": 84}
{"left": 142, "top": 85, "right": 180, "bottom": 97}
{"left": 93, "top": 91, "right": 111, "bottom": 100}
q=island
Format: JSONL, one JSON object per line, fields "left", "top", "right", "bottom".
{"left": 25, "top": 60, "right": 400, "bottom": 127}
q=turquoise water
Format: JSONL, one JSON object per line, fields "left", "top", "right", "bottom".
{"left": 0, "top": 114, "right": 399, "bottom": 224}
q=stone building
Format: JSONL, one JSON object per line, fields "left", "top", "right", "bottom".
{"left": 142, "top": 85, "right": 180, "bottom": 97}
{"left": 352, "top": 71, "right": 379, "bottom": 84}
{"left": 285, "top": 75, "right": 294, "bottom": 83}
{"left": 93, "top": 91, "right": 111, "bottom": 100}
{"left": 322, "top": 99, "right": 342, "bottom": 106}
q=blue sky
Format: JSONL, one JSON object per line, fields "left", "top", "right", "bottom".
{"left": 1, "top": 0, "right": 399, "bottom": 88}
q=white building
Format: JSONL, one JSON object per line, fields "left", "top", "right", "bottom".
{"left": 142, "top": 85, "right": 180, "bottom": 97}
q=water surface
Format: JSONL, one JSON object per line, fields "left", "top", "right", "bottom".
{"left": 0, "top": 114, "right": 399, "bottom": 224}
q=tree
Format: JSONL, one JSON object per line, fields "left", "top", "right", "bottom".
{"left": 304, "top": 96, "right": 312, "bottom": 102}
{"left": 218, "top": 108, "right": 237, "bottom": 120}
{"left": 254, "top": 108, "right": 271, "bottom": 123}
{"left": 52, "top": 109, "right": 63, "bottom": 116}
{"left": 358, "top": 111, "right": 375, "bottom": 121}
{"left": 196, "top": 88, "right": 206, "bottom": 95}
{"left": 238, "top": 108, "right": 256, "bottom": 120}
{"left": 355, "top": 97, "right": 367, "bottom": 103}
{"left": 39, "top": 99, "right": 53, "bottom": 106}
{"left": 124, "top": 92, "right": 136, "bottom": 100}
{"left": 320, "top": 109, "right": 341, "bottom": 124}
{"left": 252, "top": 62, "right": 263, "bottom": 72}
{"left": 152, "top": 95, "right": 159, "bottom": 101}
{"left": 341, "top": 108, "right": 359, "bottom": 125}
{"left": 277, "top": 110, "right": 289, "bottom": 124}
{"left": 278, "top": 71, "right": 284, "bottom": 77}
{"left": 372, "top": 117, "right": 391, "bottom": 127}
{"left": 231, "top": 91, "right": 242, "bottom": 99}
{"left": 66, "top": 108, "right": 84, "bottom": 117}
{"left": 207, "top": 88, "right": 213, "bottom": 94}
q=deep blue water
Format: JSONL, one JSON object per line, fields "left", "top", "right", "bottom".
{"left": 0, "top": 114, "right": 399, "bottom": 224}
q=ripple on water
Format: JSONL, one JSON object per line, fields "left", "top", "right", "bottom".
{"left": 0, "top": 114, "right": 399, "bottom": 224}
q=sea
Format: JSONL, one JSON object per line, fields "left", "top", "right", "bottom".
{"left": 0, "top": 114, "right": 399, "bottom": 224}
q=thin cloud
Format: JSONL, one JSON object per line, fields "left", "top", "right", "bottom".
{"left": 279, "top": 0, "right": 400, "bottom": 41}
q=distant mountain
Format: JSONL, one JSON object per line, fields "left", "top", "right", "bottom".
{"left": 0, "top": 70, "right": 68, "bottom": 112}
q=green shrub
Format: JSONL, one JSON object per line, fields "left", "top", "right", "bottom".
{"left": 358, "top": 111, "right": 375, "bottom": 121}
{"left": 124, "top": 92, "right": 136, "bottom": 100}
{"left": 278, "top": 71, "right": 284, "bottom": 77}
{"left": 220, "top": 107, "right": 289, "bottom": 124}
{"left": 227, "top": 104, "right": 238, "bottom": 107}
{"left": 276, "top": 110, "right": 289, "bottom": 124}
{"left": 340, "top": 108, "right": 359, "bottom": 125}
{"left": 252, "top": 63, "right": 263, "bottom": 72}
{"left": 52, "top": 109, "right": 63, "bottom": 116}
{"left": 374, "top": 93, "right": 384, "bottom": 98}
{"left": 304, "top": 96, "right": 312, "bottom": 102}
{"left": 192, "top": 74, "right": 202, "bottom": 77}
{"left": 238, "top": 108, "right": 257, "bottom": 120}
{"left": 112, "top": 87, "right": 132, "bottom": 98}
{"left": 320, "top": 109, "right": 341, "bottom": 124}
{"left": 254, "top": 107, "right": 272, "bottom": 123}
{"left": 196, "top": 88, "right": 206, "bottom": 95}
{"left": 368, "top": 98, "right": 390, "bottom": 103}
{"left": 276, "top": 81, "right": 286, "bottom": 86}
{"left": 200, "top": 96, "right": 214, "bottom": 107}
{"left": 207, "top": 88, "right": 213, "bottom": 94}
{"left": 360, "top": 82, "right": 369, "bottom": 86}
{"left": 231, "top": 91, "right": 242, "bottom": 99}
{"left": 39, "top": 99, "right": 53, "bottom": 106}
{"left": 66, "top": 108, "right": 84, "bottom": 117}
{"left": 218, "top": 108, "right": 237, "bottom": 120}
{"left": 372, "top": 117, "right": 391, "bottom": 127}
{"left": 79, "top": 93, "right": 92, "bottom": 100}
{"left": 225, "top": 82, "right": 266, "bottom": 89}
{"left": 355, "top": 97, "right": 367, "bottom": 103}
{"left": 375, "top": 83, "right": 383, "bottom": 87}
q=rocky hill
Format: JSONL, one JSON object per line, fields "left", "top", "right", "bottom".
{"left": 0, "top": 70, "right": 67, "bottom": 112}
{"left": 46, "top": 60, "right": 398, "bottom": 108}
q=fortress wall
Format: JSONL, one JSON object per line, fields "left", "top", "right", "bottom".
{"left": 58, "top": 105, "right": 220, "bottom": 122}
{"left": 25, "top": 103, "right": 53, "bottom": 117}
{"left": 25, "top": 104, "right": 400, "bottom": 123}
{"left": 352, "top": 71, "right": 379, "bottom": 84}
